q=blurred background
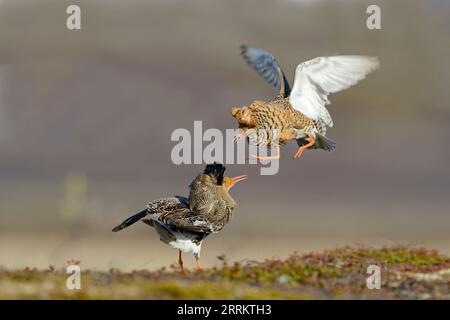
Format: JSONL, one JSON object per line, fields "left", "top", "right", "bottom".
{"left": 0, "top": 0, "right": 449, "bottom": 271}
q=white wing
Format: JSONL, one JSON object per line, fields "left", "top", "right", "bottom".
{"left": 289, "top": 56, "right": 380, "bottom": 127}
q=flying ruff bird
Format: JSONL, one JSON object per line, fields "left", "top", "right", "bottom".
{"left": 112, "top": 163, "right": 246, "bottom": 272}
{"left": 231, "top": 45, "right": 380, "bottom": 160}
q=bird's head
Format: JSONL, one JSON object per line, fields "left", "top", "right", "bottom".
{"left": 203, "top": 162, "right": 247, "bottom": 191}
{"left": 230, "top": 106, "right": 256, "bottom": 127}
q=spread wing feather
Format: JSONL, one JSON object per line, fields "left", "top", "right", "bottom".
{"left": 240, "top": 45, "right": 291, "bottom": 97}
{"left": 289, "top": 55, "right": 380, "bottom": 127}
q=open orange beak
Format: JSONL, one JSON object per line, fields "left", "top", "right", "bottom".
{"left": 230, "top": 175, "right": 247, "bottom": 186}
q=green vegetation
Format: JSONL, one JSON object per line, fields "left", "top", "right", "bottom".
{"left": 1, "top": 246, "right": 449, "bottom": 299}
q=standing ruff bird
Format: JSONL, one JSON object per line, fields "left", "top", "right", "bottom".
{"left": 231, "top": 45, "right": 380, "bottom": 160}
{"left": 112, "top": 163, "right": 246, "bottom": 272}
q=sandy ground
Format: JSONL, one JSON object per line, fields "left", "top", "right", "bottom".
{"left": 1, "top": 230, "right": 449, "bottom": 272}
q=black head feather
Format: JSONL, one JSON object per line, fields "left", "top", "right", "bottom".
{"left": 204, "top": 162, "right": 226, "bottom": 185}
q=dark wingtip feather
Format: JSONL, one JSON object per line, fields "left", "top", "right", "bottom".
{"left": 204, "top": 162, "right": 226, "bottom": 185}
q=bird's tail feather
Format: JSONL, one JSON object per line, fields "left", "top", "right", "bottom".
{"left": 296, "top": 133, "right": 336, "bottom": 151}
{"left": 315, "top": 133, "right": 336, "bottom": 151}
{"left": 112, "top": 209, "right": 147, "bottom": 232}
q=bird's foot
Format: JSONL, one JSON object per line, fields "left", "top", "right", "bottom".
{"left": 251, "top": 145, "right": 280, "bottom": 161}
{"left": 293, "top": 147, "right": 306, "bottom": 159}
{"left": 293, "top": 134, "right": 315, "bottom": 159}
{"left": 250, "top": 154, "right": 280, "bottom": 161}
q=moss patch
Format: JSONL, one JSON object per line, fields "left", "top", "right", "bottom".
{"left": 1, "top": 246, "right": 449, "bottom": 299}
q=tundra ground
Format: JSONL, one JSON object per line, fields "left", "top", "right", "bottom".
{"left": 1, "top": 246, "right": 449, "bottom": 299}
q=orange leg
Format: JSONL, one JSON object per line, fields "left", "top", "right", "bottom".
{"left": 294, "top": 134, "right": 315, "bottom": 159}
{"left": 250, "top": 144, "right": 280, "bottom": 161}
{"left": 178, "top": 250, "right": 184, "bottom": 273}
{"left": 196, "top": 258, "right": 201, "bottom": 272}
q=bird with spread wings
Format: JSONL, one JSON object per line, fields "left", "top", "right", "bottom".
{"left": 231, "top": 45, "right": 380, "bottom": 160}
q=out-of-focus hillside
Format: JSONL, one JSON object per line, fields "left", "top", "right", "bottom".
{"left": 0, "top": 0, "right": 449, "bottom": 180}
{"left": 0, "top": 0, "right": 449, "bottom": 270}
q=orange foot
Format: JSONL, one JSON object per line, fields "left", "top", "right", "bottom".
{"left": 294, "top": 134, "right": 315, "bottom": 159}
{"left": 250, "top": 145, "right": 280, "bottom": 161}
{"left": 196, "top": 259, "right": 201, "bottom": 272}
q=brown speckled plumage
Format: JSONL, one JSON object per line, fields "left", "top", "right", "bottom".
{"left": 112, "top": 163, "right": 245, "bottom": 271}
{"left": 188, "top": 171, "right": 236, "bottom": 231}
{"left": 231, "top": 97, "right": 332, "bottom": 154}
